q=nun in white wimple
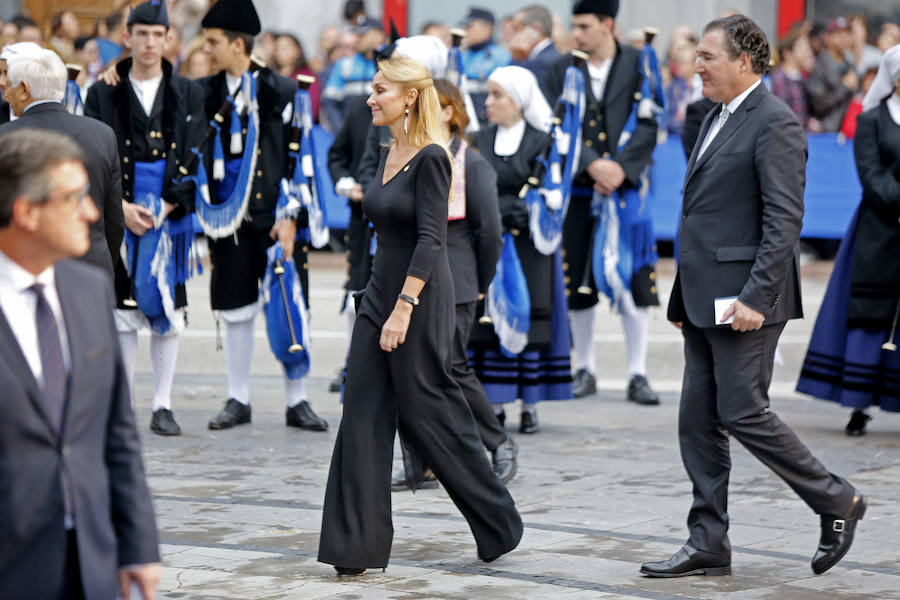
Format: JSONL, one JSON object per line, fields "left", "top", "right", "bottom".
{"left": 796, "top": 43, "right": 900, "bottom": 436}
{"left": 468, "top": 65, "right": 573, "bottom": 435}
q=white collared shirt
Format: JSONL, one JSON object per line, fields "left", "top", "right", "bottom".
{"left": 494, "top": 118, "right": 526, "bottom": 156}
{"left": 129, "top": 72, "right": 163, "bottom": 116}
{"left": 587, "top": 58, "right": 613, "bottom": 101}
{"left": 697, "top": 78, "right": 762, "bottom": 159}
{"left": 0, "top": 250, "right": 70, "bottom": 384}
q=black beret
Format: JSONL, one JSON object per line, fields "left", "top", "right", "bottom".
{"left": 201, "top": 0, "right": 262, "bottom": 36}
{"left": 573, "top": 0, "right": 620, "bottom": 19}
{"left": 127, "top": 0, "right": 169, "bottom": 28}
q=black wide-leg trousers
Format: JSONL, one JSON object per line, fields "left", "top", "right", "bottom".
{"left": 318, "top": 312, "right": 523, "bottom": 569}
{"left": 678, "top": 321, "right": 857, "bottom": 556}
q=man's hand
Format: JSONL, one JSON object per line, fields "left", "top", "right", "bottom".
{"left": 586, "top": 158, "right": 625, "bottom": 196}
{"left": 380, "top": 301, "right": 412, "bottom": 352}
{"left": 721, "top": 299, "right": 765, "bottom": 332}
{"left": 118, "top": 563, "right": 162, "bottom": 600}
{"left": 349, "top": 183, "right": 364, "bottom": 202}
{"left": 270, "top": 219, "right": 298, "bottom": 259}
{"left": 841, "top": 69, "right": 859, "bottom": 92}
{"left": 100, "top": 63, "right": 121, "bottom": 87}
{"left": 123, "top": 201, "right": 154, "bottom": 236}
{"left": 670, "top": 321, "right": 683, "bottom": 329}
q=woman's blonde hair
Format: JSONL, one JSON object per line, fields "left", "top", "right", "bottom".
{"left": 376, "top": 56, "right": 450, "bottom": 154}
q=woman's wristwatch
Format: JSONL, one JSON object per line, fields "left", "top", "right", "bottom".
{"left": 398, "top": 293, "right": 419, "bottom": 307}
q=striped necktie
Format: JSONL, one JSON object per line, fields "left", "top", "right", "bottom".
{"left": 30, "top": 283, "right": 67, "bottom": 430}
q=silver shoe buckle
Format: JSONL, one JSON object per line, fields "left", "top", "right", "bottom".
{"left": 832, "top": 519, "right": 846, "bottom": 533}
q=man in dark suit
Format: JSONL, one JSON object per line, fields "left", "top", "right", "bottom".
{"left": 0, "top": 46, "right": 124, "bottom": 281}
{"left": 641, "top": 15, "right": 864, "bottom": 578}
{"left": 0, "top": 129, "right": 160, "bottom": 600}
{"left": 509, "top": 4, "right": 560, "bottom": 97}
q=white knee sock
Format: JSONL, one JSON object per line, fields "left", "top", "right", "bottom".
{"left": 622, "top": 307, "right": 649, "bottom": 378}
{"left": 118, "top": 330, "right": 139, "bottom": 403}
{"left": 151, "top": 332, "right": 180, "bottom": 412}
{"left": 225, "top": 317, "right": 255, "bottom": 405}
{"left": 569, "top": 307, "right": 596, "bottom": 373}
{"left": 284, "top": 374, "right": 307, "bottom": 408}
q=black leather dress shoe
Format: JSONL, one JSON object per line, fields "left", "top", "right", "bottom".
{"left": 391, "top": 468, "right": 439, "bottom": 491}
{"left": 640, "top": 544, "right": 731, "bottom": 577}
{"left": 572, "top": 368, "right": 596, "bottom": 398}
{"left": 627, "top": 374, "right": 660, "bottom": 405}
{"left": 492, "top": 436, "right": 518, "bottom": 484}
{"left": 208, "top": 398, "right": 251, "bottom": 430}
{"left": 150, "top": 408, "right": 181, "bottom": 436}
{"left": 812, "top": 494, "right": 866, "bottom": 574}
{"left": 334, "top": 566, "right": 366, "bottom": 576}
{"left": 519, "top": 411, "right": 539, "bottom": 434}
{"left": 286, "top": 401, "right": 328, "bottom": 431}
{"left": 845, "top": 410, "right": 871, "bottom": 436}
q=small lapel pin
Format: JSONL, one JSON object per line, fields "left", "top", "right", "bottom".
{"left": 403, "top": 165, "right": 410, "bottom": 172}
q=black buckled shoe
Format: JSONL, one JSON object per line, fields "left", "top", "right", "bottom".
{"left": 391, "top": 467, "right": 439, "bottom": 492}
{"left": 208, "top": 398, "right": 251, "bottom": 430}
{"left": 492, "top": 436, "right": 518, "bottom": 484}
{"left": 572, "top": 368, "right": 596, "bottom": 398}
{"left": 812, "top": 494, "right": 866, "bottom": 574}
{"left": 627, "top": 374, "right": 660, "bottom": 405}
{"left": 640, "top": 544, "right": 731, "bottom": 577}
{"left": 519, "top": 410, "right": 539, "bottom": 434}
{"left": 845, "top": 410, "right": 871, "bottom": 437}
{"left": 286, "top": 401, "right": 328, "bottom": 431}
{"left": 150, "top": 408, "right": 182, "bottom": 436}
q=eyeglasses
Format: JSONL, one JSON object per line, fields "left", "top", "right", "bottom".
{"left": 42, "top": 182, "right": 91, "bottom": 208}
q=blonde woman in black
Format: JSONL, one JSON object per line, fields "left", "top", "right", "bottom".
{"left": 317, "top": 55, "right": 522, "bottom": 576}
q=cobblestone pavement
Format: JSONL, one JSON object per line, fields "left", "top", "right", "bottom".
{"left": 130, "top": 254, "right": 900, "bottom": 599}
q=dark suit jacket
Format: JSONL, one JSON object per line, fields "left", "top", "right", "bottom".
{"left": 0, "top": 260, "right": 159, "bottom": 600}
{"left": 668, "top": 83, "right": 805, "bottom": 328}
{"left": 513, "top": 41, "right": 561, "bottom": 99}
{"left": 327, "top": 95, "right": 374, "bottom": 186}
{"left": 447, "top": 138, "right": 502, "bottom": 304}
{"left": 543, "top": 44, "right": 658, "bottom": 189}
{"left": 680, "top": 97, "right": 716, "bottom": 160}
{"left": 0, "top": 100, "right": 9, "bottom": 125}
{"left": 0, "top": 103, "right": 124, "bottom": 279}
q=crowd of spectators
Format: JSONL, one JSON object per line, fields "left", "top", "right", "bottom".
{"left": 1, "top": 2, "right": 897, "bottom": 140}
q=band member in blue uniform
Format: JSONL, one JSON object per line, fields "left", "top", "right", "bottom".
{"left": 320, "top": 16, "right": 384, "bottom": 133}
{"left": 197, "top": 0, "right": 328, "bottom": 432}
{"left": 85, "top": 0, "right": 204, "bottom": 436}
{"left": 543, "top": 0, "right": 662, "bottom": 405}
{"left": 462, "top": 7, "right": 511, "bottom": 127}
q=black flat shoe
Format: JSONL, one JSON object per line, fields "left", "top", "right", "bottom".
{"left": 334, "top": 566, "right": 366, "bottom": 576}
{"left": 492, "top": 436, "right": 518, "bottom": 484}
{"left": 286, "top": 401, "right": 328, "bottom": 431}
{"left": 812, "top": 493, "right": 866, "bottom": 574}
{"left": 519, "top": 410, "right": 539, "bottom": 434}
{"left": 328, "top": 367, "right": 345, "bottom": 393}
{"left": 150, "top": 408, "right": 181, "bottom": 436}
{"left": 208, "top": 398, "right": 251, "bottom": 430}
{"left": 627, "top": 374, "right": 660, "bottom": 405}
{"left": 572, "top": 368, "right": 596, "bottom": 398}
{"left": 845, "top": 410, "right": 871, "bottom": 437}
{"left": 640, "top": 544, "right": 731, "bottom": 578}
{"left": 390, "top": 467, "right": 439, "bottom": 492}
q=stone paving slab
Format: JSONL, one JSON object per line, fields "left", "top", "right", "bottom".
{"left": 128, "top": 255, "right": 900, "bottom": 599}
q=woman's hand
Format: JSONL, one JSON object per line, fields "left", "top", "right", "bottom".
{"left": 380, "top": 301, "right": 413, "bottom": 352}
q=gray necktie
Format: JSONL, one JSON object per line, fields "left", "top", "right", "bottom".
{"left": 718, "top": 106, "right": 730, "bottom": 128}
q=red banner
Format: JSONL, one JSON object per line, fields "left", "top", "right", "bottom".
{"left": 383, "top": 0, "right": 408, "bottom": 37}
